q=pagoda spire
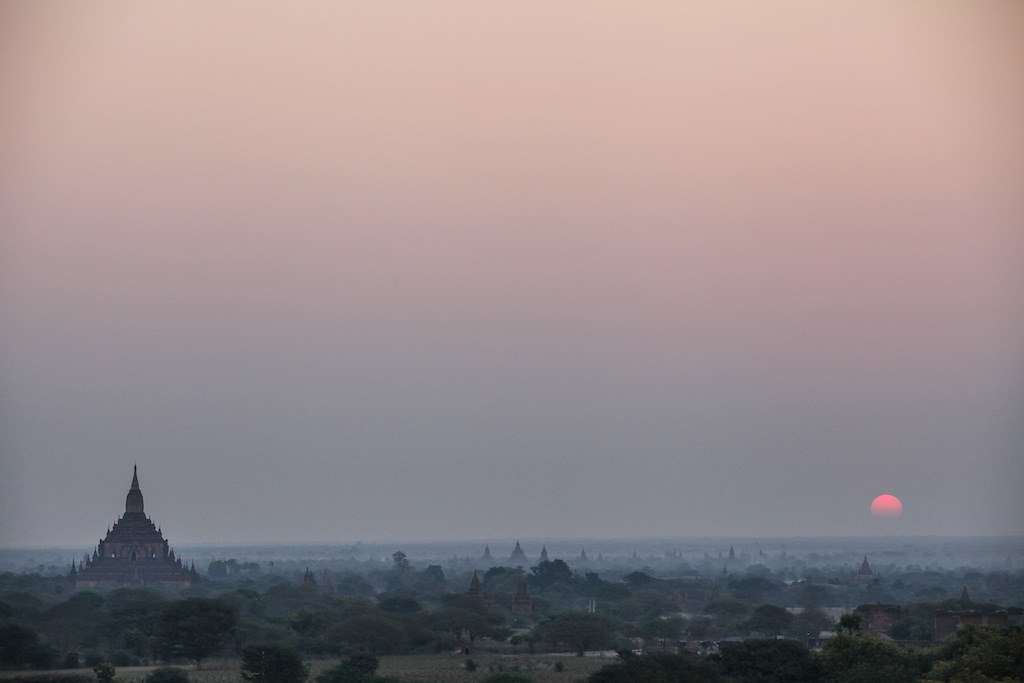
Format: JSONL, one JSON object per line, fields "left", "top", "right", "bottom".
{"left": 125, "top": 464, "right": 145, "bottom": 514}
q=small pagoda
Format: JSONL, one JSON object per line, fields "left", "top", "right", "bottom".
{"left": 71, "top": 466, "right": 198, "bottom": 588}
{"left": 855, "top": 554, "right": 874, "bottom": 581}
{"left": 509, "top": 540, "right": 527, "bottom": 565}
{"left": 467, "top": 570, "right": 496, "bottom": 610}
{"left": 511, "top": 578, "right": 533, "bottom": 613}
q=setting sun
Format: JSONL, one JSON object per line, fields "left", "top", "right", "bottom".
{"left": 871, "top": 494, "right": 904, "bottom": 518}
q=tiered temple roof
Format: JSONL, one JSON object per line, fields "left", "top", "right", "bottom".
{"left": 71, "top": 466, "right": 198, "bottom": 588}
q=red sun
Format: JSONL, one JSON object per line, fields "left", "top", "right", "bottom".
{"left": 870, "top": 494, "right": 903, "bottom": 518}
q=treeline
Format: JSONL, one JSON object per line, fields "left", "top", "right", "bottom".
{"left": 590, "top": 626, "right": 1024, "bottom": 683}
{"left": 2, "top": 554, "right": 1023, "bottom": 682}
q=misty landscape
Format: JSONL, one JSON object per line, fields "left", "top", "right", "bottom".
{"left": 1, "top": 523, "right": 1023, "bottom": 682}
{"left": 2, "top": 1, "right": 1023, "bottom": 682}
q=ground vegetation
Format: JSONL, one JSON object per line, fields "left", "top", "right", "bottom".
{"left": 1, "top": 549, "right": 1021, "bottom": 680}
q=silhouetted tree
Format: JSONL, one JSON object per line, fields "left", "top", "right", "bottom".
{"left": 427, "top": 607, "right": 504, "bottom": 644}
{"left": 240, "top": 643, "right": 307, "bottom": 679}
{"left": 531, "top": 612, "right": 617, "bottom": 655}
{"left": 719, "top": 638, "right": 818, "bottom": 682}
{"left": 743, "top": 604, "right": 794, "bottom": 636}
{"left": 315, "top": 652, "right": 385, "bottom": 683}
{"left": 93, "top": 662, "right": 116, "bottom": 682}
{"left": 635, "top": 616, "right": 685, "bottom": 649}
{"left": 102, "top": 588, "right": 166, "bottom": 652}
{"left": 0, "top": 623, "right": 55, "bottom": 668}
{"left": 834, "top": 612, "right": 863, "bottom": 635}
{"left": 328, "top": 614, "right": 408, "bottom": 654}
{"left": 528, "top": 560, "right": 573, "bottom": 590}
{"left": 928, "top": 625, "right": 1024, "bottom": 681}
{"left": 814, "top": 633, "right": 921, "bottom": 683}
{"left": 391, "top": 551, "right": 411, "bottom": 574}
{"left": 240, "top": 643, "right": 308, "bottom": 682}
{"left": 158, "top": 597, "right": 237, "bottom": 669}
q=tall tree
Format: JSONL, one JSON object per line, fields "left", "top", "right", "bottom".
{"left": 528, "top": 560, "right": 574, "bottom": 590}
{"left": 158, "top": 597, "right": 237, "bottom": 669}
{"left": 928, "top": 625, "right": 1024, "bottom": 682}
{"left": 391, "top": 551, "right": 411, "bottom": 574}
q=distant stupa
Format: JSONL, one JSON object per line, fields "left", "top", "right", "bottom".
{"left": 510, "top": 540, "right": 527, "bottom": 564}
{"left": 301, "top": 567, "right": 317, "bottom": 588}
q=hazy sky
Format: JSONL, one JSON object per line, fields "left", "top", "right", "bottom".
{"left": 2, "top": 2, "right": 1022, "bottom": 547}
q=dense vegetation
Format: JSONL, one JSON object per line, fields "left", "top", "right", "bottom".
{"left": 1, "top": 550, "right": 1021, "bottom": 681}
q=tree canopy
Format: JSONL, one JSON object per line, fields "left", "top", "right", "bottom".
{"left": 240, "top": 643, "right": 308, "bottom": 682}
{"left": 531, "top": 612, "right": 617, "bottom": 655}
{"left": 158, "top": 597, "right": 238, "bottom": 669}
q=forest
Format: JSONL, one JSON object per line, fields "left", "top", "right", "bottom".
{"left": 1, "top": 548, "right": 1022, "bottom": 682}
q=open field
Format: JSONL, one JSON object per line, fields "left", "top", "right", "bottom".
{"left": 0, "top": 653, "right": 614, "bottom": 683}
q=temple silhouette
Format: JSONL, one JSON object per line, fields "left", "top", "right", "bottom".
{"left": 70, "top": 466, "right": 199, "bottom": 588}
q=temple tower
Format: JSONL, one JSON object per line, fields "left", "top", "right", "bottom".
{"left": 72, "top": 466, "right": 197, "bottom": 588}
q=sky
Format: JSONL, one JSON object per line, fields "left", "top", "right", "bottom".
{"left": 1, "top": 2, "right": 1022, "bottom": 547}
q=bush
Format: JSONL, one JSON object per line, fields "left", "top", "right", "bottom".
{"left": 83, "top": 651, "right": 104, "bottom": 667}
{"left": 240, "top": 643, "right": 308, "bottom": 682}
{"left": 315, "top": 651, "right": 384, "bottom": 683}
{"left": 61, "top": 652, "right": 80, "bottom": 669}
{"left": 146, "top": 667, "right": 191, "bottom": 683}
{"left": 93, "top": 662, "right": 116, "bottom": 683}
{"left": 341, "top": 652, "right": 380, "bottom": 675}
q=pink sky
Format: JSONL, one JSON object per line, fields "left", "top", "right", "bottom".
{"left": 1, "top": 2, "right": 1022, "bottom": 545}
